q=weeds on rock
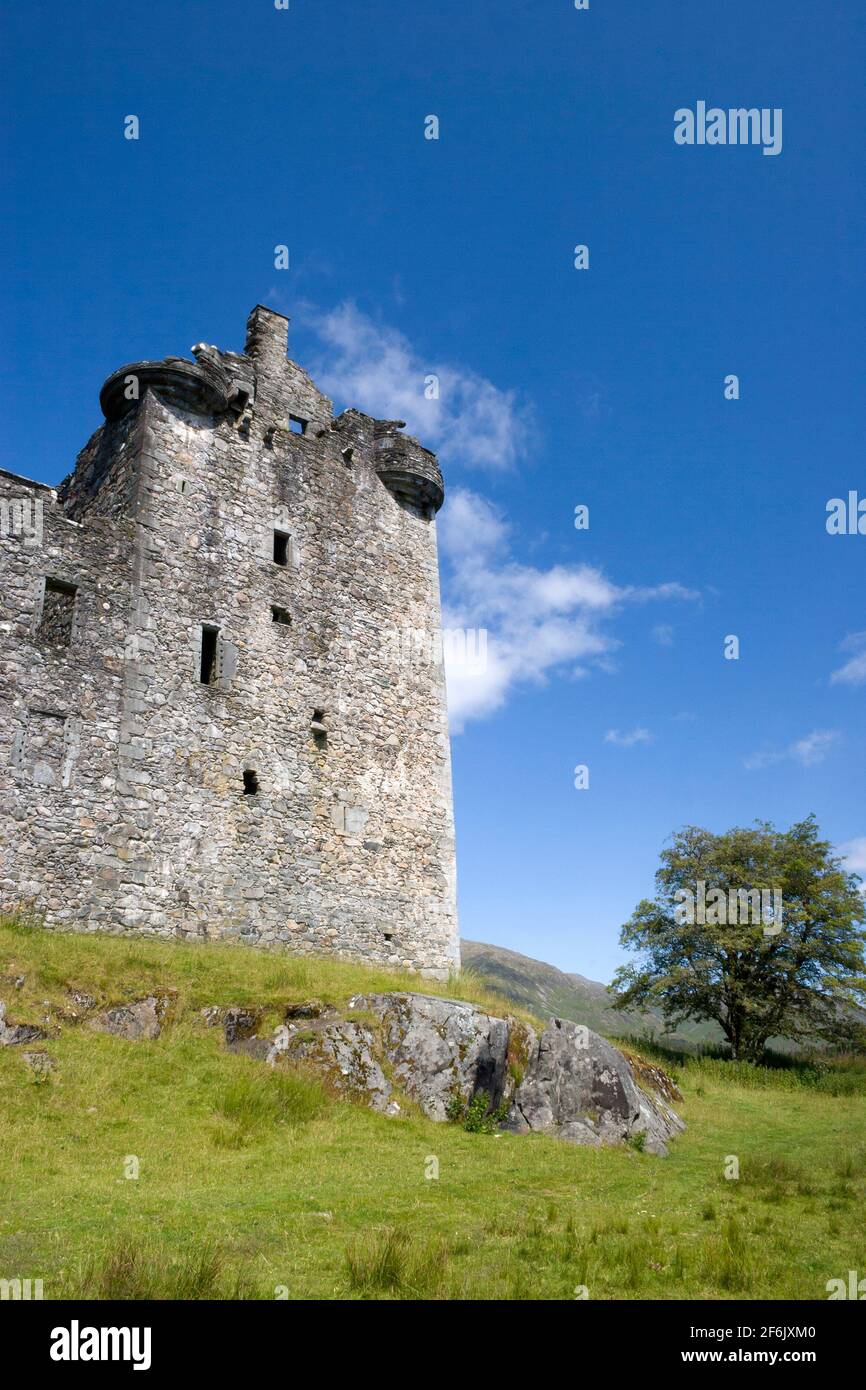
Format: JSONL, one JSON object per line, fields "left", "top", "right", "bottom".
{"left": 445, "top": 1088, "right": 510, "bottom": 1133}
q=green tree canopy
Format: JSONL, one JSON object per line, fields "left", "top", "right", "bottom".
{"left": 612, "top": 816, "right": 866, "bottom": 1061}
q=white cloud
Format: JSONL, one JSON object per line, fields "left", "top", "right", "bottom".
{"left": 793, "top": 730, "right": 840, "bottom": 765}
{"left": 295, "top": 308, "right": 701, "bottom": 731}
{"left": 439, "top": 488, "right": 698, "bottom": 730}
{"left": 302, "top": 301, "right": 531, "bottom": 470}
{"left": 830, "top": 631, "right": 866, "bottom": 687}
{"left": 838, "top": 837, "right": 866, "bottom": 876}
{"left": 604, "top": 727, "right": 653, "bottom": 748}
{"left": 652, "top": 623, "right": 675, "bottom": 647}
{"left": 436, "top": 486, "right": 509, "bottom": 561}
{"left": 744, "top": 728, "right": 841, "bottom": 771}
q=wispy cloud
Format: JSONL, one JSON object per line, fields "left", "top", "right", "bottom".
{"left": 604, "top": 727, "right": 653, "bottom": 748}
{"left": 301, "top": 300, "right": 532, "bottom": 470}
{"left": 744, "top": 728, "right": 841, "bottom": 771}
{"left": 439, "top": 488, "right": 699, "bottom": 730}
{"left": 838, "top": 837, "right": 866, "bottom": 886}
{"left": 830, "top": 631, "right": 866, "bottom": 687}
{"left": 791, "top": 729, "right": 840, "bottom": 765}
{"left": 652, "top": 623, "right": 675, "bottom": 647}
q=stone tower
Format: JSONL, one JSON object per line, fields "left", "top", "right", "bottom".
{"left": 0, "top": 306, "right": 460, "bottom": 976}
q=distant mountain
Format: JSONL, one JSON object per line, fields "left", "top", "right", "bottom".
{"left": 461, "top": 939, "right": 721, "bottom": 1047}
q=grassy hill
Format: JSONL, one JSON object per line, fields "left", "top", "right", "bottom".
{"left": 1, "top": 916, "right": 864, "bottom": 1301}
{"left": 461, "top": 939, "right": 721, "bottom": 1046}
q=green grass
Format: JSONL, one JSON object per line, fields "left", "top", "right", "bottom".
{"left": 0, "top": 912, "right": 520, "bottom": 1033}
{"left": 615, "top": 1032, "right": 866, "bottom": 1095}
{"left": 2, "top": 916, "right": 865, "bottom": 1300}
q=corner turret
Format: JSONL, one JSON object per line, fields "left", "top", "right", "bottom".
{"left": 373, "top": 420, "right": 445, "bottom": 515}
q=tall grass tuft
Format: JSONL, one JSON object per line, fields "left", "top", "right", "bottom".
{"left": 344, "top": 1227, "right": 449, "bottom": 1298}
{"left": 82, "top": 1241, "right": 233, "bottom": 1300}
{"left": 211, "top": 1068, "right": 326, "bottom": 1147}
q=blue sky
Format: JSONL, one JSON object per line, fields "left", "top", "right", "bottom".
{"left": 2, "top": 1, "right": 864, "bottom": 978}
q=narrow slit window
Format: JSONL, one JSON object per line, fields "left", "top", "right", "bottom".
{"left": 243, "top": 770, "right": 259, "bottom": 795}
{"left": 271, "top": 605, "right": 292, "bottom": 626}
{"left": 288, "top": 415, "right": 307, "bottom": 435}
{"left": 342, "top": 447, "right": 354, "bottom": 467}
{"left": 311, "top": 708, "right": 327, "bottom": 747}
{"left": 38, "top": 578, "right": 77, "bottom": 648}
{"left": 200, "top": 624, "right": 219, "bottom": 684}
{"left": 273, "top": 530, "right": 291, "bottom": 566}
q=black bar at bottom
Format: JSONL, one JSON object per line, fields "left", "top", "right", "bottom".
{"left": 5, "top": 1298, "right": 860, "bottom": 1375}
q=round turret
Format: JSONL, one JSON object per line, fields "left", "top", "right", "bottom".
{"left": 373, "top": 421, "right": 444, "bottom": 514}
{"left": 99, "top": 357, "right": 230, "bottom": 422}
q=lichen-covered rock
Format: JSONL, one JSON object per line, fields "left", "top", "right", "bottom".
{"left": 505, "top": 1017, "right": 684, "bottom": 1156}
{"left": 0, "top": 1001, "right": 46, "bottom": 1046}
{"left": 89, "top": 996, "right": 168, "bottom": 1041}
{"left": 271, "top": 1017, "right": 392, "bottom": 1112}
{"left": 621, "top": 1049, "right": 686, "bottom": 1152}
{"left": 351, "top": 992, "right": 519, "bottom": 1121}
{"left": 201, "top": 1005, "right": 263, "bottom": 1044}
{"left": 624, "top": 1050, "right": 684, "bottom": 1108}
{"left": 66, "top": 989, "right": 97, "bottom": 1019}
{"left": 22, "top": 1050, "right": 54, "bottom": 1075}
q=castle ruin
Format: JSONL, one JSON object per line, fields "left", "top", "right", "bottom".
{"left": 0, "top": 306, "right": 460, "bottom": 976}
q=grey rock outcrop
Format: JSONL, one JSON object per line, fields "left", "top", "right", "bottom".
{"left": 64, "top": 983, "right": 683, "bottom": 1154}
{"left": 350, "top": 992, "right": 531, "bottom": 1121}
{"left": 235, "top": 992, "right": 684, "bottom": 1153}
{"left": 89, "top": 996, "right": 168, "bottom": 1041}
{"left": 505, "top": 1017, "right": 685, "bottom": 1156}
{"left": 272, "top": 1017, "right": 392, "bottom": 1112}
{"left": 0, "top": 1001, "right": 46, "bottom": 1046}
{"left": 343, "top": 995, "right": 682, "bottom": 1151}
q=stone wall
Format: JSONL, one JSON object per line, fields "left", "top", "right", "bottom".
{"left": 0, "top": 306, "right": 460, "bottom": 976}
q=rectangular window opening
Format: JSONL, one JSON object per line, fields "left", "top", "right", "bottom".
{"left": 288, "top": 415, "right": 307, "bottom": 435}
{"left": 38, "top": 578, "right": 77, "bottom": 648}
{"left": 271, "top": 605, "right": 292, "bottom": 626}
{"left": 273, "top": 530, "right": 291, "bottom": 566}
{"left": 200, "top": 624, "right": 219, "bottom": 685}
